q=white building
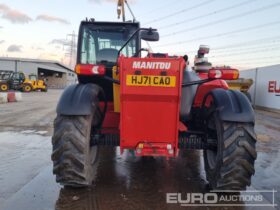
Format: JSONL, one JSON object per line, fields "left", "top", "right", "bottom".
{"left": 240, "top": 64, "right": 280, "bottom": 111}
{"left": 0, "top": 57, "right": 77, "bottom": 88}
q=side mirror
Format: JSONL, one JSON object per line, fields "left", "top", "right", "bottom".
{"left": 140, "top": 29, "right": 159, "bottom": 42}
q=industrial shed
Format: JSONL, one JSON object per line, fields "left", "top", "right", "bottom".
{"left": 0, "top": 57, "right": 77, "bottom": 88}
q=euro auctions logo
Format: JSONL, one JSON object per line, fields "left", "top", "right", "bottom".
{"left": 166, "top": 192, "right": 218, "bottom": 205}
{"left": 166, "top": 190, "right": 277, "bottom": 207}
{"left": 268, "top": 81, "right": 280, "bottom": 96}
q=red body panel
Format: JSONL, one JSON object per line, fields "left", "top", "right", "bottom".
{"left": 100, "top": 61, "right": 236, "bottom": 157}
{"left": 119, "top": 57, "right": 185, "bottom": 156}
{"left": 101, "top": 102, "right": 120, "bottom": 134}
{"left": 193, "top": 72, "right": 229, "bottom": 107}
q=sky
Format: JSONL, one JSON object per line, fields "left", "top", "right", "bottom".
{"left": 0, "top": 0, "right": 280, "bottom": 69}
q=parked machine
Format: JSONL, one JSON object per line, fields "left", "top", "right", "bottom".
{"left": 227, "top": 78, "right": 253, "bottom": 102}
{"left": 0, "top": 71, "right": 47, "bottom": 92}
{"left": 28, "top": 74, "right": 48, "bottom": 92}
{"left": 51, "top": 19, "right": 257, "bottom": 191}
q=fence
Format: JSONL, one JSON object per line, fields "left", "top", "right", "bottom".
{"left": 240, "top": 64, "right": 280, "bottom": 111}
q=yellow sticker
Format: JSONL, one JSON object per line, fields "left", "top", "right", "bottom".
{"left": 126, "top": 75, "right": 176, "bottom": 87}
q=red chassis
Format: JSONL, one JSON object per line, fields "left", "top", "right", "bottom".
{"left": 100, "top": 56, "right": 231, "bottom": 157}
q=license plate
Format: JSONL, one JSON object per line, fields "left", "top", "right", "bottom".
{"left": 126, "top": 75, "right": 176, "bottom": 87}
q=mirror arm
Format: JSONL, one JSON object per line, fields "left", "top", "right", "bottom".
{"left": 115, "top": 27, "right": 156, "bottom": 66}
{"left": 117, "top": 28, "right": 141, "bottom": 60}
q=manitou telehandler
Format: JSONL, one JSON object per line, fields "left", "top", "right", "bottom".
{"left": 52, "top": 20, "right": 257, "bottom": 190}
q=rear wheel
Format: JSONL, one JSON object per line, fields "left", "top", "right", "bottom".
{"left": 51, "top": 99, "right": 102, "bottom": 187}
{"left": 0, "top": 83, "right": 8, "bottom": 92}
{"left": 203, "top": 104, "right": 257, "bottom": 190}
{"left": 22, "top": 84, "right": 32, "bottom": 92}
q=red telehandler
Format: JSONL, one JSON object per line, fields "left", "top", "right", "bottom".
{"left": 51, "top": 20, "right": 256, "bottom": 191}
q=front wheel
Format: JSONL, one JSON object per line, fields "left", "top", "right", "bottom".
{"left": 203, "top": 106, "right": 257, "bottom": 190}
{"left": 51, "top": 92, "right": 102, "bottom": 187}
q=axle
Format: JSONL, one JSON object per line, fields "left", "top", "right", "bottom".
{"left": 178, "top": 132, "right": 217, "bottom": 150}
{"left": 91, "top": 132, "right": 217, "bottom": 150}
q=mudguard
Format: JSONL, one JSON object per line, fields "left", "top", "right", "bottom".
{"left": 204, "top": 88, "right": 255, "bottom": 123}
{"left": 180, "top": 71, "right": 199, "bottom": 121}
{"left": 57, "top": 83, "right": 101, "bottom": 115}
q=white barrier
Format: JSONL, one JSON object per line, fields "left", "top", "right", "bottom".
{"left": 15, "top": 92, "right": 22, "bottom": 102}
{"left": 0, "top": 92, "right": 22, "bottom": 103}
{"left": 0, "top": 93, "right": 8, "bottom": 104}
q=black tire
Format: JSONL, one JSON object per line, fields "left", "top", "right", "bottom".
{"left": 204, "top": 106, "right": 257, "bottom": 190}
{"left": 0, "top": 83, "right": 8, "bottom": 92}
{"left": 51, "top": 100, "right": 102, "bottom": 187}
{"left": 22, "top": 84, "right": 32, "bottom": 92}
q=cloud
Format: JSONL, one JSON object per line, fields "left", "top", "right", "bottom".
{"left": 88, "top": 0, "right": 116, "bottom": 3}
{"left": 49, "top": 39, "right": 70, "bottom": 45}
{"left": 37, "top": 52, "right": 61, "bottom": 61}
{"left": 7, "top": 45, "right": 22, "bottom": 52}
{"left": 0, "top": 4, "right": 9, "bottom": 12}
{"left": 0, "top": 4, "right": 32, "bottom": 24}
{"left": 31, "top": 46, "right": 44, "bottom": 51}
{"left": 36, "top": 14, "right": 70, "bottom": 24}
{"left": 88, "top": 0, "right": 136, "bottom": 3}
{"left": 0, "top": 40, "right": 5, "bottom": 44}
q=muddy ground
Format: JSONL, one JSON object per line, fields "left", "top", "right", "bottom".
{"left": 0, "top": 90, "right": 279, "bottom": 210}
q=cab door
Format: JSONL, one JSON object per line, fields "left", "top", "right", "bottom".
{"left": 10, "top": 72, "right": 25, "bottom": 90}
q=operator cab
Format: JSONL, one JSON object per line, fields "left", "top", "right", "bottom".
{"left": 0, "top": 71, "right": 25, "bottom": 89}
{"left": 77, "top": 20, "right": 140, "bottom": 100}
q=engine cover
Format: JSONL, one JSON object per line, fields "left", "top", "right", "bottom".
{"left": 119, "top": 57, "right": 185, "bottom": 156}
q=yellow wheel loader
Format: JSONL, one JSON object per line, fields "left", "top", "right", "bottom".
{"left": 28, "top": 74, "right": 48, "bottom": 92}
{"left": 0, "top": 71, "right": 47, "bottom": 92}
{"left": 226, "top": 78, "right": 253, "bottom": 102}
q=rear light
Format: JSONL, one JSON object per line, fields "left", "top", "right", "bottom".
{"left": 208, "top": 69, "right": 222, "bottom": 78}
{"left": 75, "top": 64, "right": 106, "bottom": 75}
{"left": 136, "top": 148, "right": 142, "bottom": 154}
{"left": 208, "top": 68, "right": 239, "bottom": 80}
{"left": 166, "top": 144, "right": 172, "bottom": 150}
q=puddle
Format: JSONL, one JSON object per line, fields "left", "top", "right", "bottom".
{"left": 0, "top": 131, "right": 52, "bottom": 209}
{"left": 20, "top": 130, "right": 37, "bottom": 134}
{"left": 0, "top": 131, "right": 279, "bottom": 209}
{"left": 35, "top": 131, "right": 48, "bottom": 135}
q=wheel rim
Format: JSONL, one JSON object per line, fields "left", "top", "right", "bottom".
{"left": 25, "top": 86, "right": 31, "bottom": 91}
{"left": 90, "top": 146, "right": 98, "bottom": 165}
{"left": 1, "top": 84, "right": 8, "bottom": 91}
{"left": 207, "top": 149, "right": 217, "bottom": 169}
{"left": 206, "top": 110, "right": 219, "bottom": 170}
